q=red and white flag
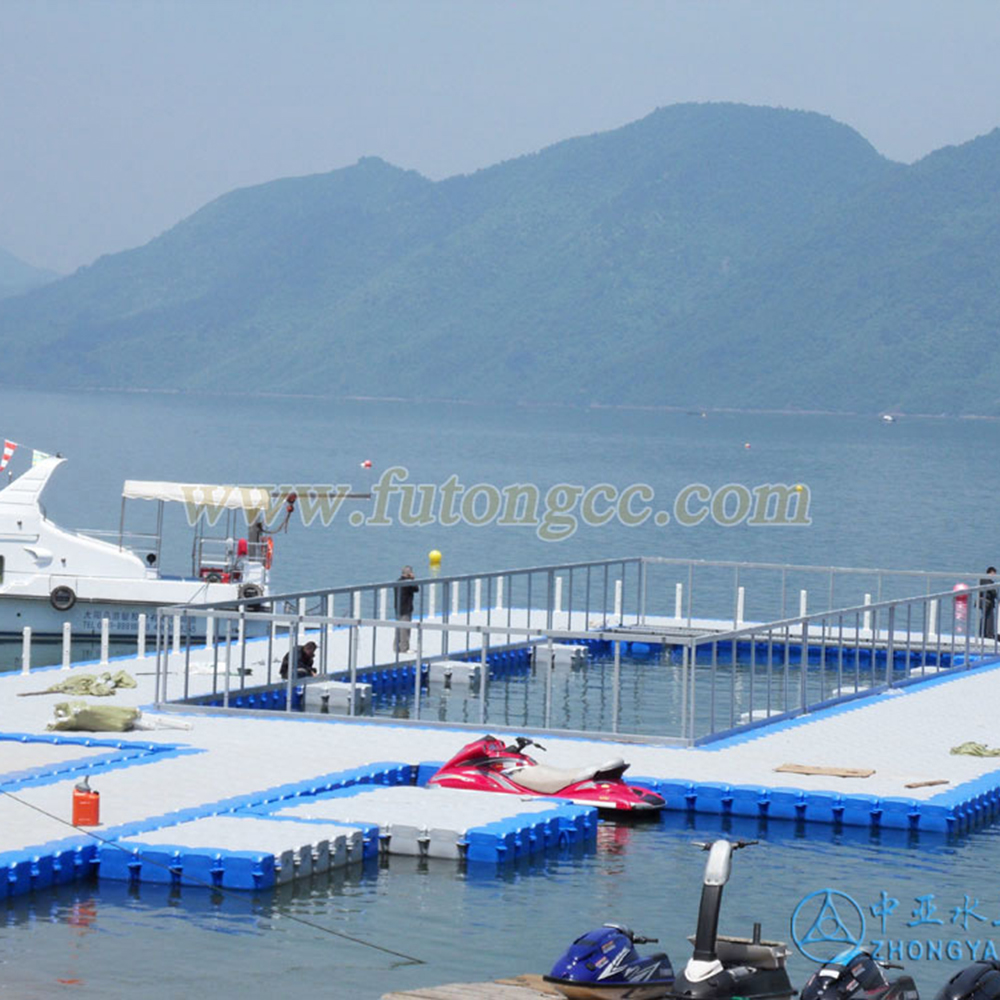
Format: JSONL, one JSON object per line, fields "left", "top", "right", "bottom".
{"left": 360, "top": 459, "right": 372, "bottom": 469}
{"left": 0, "top": 440, "right": 17, "bottom": 471}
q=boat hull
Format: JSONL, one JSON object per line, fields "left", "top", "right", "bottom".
{"left": 0, "top": 595, "right": 239, "bottom": 639}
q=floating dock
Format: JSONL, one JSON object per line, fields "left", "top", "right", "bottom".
{"left": 5, "top": 607, "right": 1000, "bottom": 902}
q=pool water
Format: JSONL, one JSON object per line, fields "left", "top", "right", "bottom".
{"left": 367, "top": 645, "right": 936, "bottom": 740}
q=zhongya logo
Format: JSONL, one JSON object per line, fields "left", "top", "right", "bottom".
{"left": 792, "top": 889, "right": 867, "bottom": 962}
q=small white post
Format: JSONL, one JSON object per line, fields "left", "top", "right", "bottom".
{"left": 474, "top": 578, "right": 482, "bottom": 613}
{"left": 352, "top": 590, "right": 361, "bottom": 619}
{"left": 21, "top": 626, "right": 31, "bottom": 674}
{"left": 736, "top": 586, "right": 746, "bottom": 627}
{"left": 614, "top": 579, "right": 623, "bottom": 620}
{"left": 675, "top": 582, "right": 683, "bottom": 619}
{"left": 799, "top": 589, "right": 808, "bottom": 619}
{"left": 379, "top": 587, "right": 387, "bottom": 621}
{"left": 62, "top": 622, "right": 72, "bottom": 670}
{"left": 101, "top": 618, "right": 111, "bottom": 665}
{"left": 554, "top": 576, "right": 563, "bottom": 615}
{"left": 205, "top": 614, "right": 215, "bottom": 648}
{"left": 863, "top": 593, "right": 872, "bottom": 633}
{"left": 496, "top": 577, "right": 504, "bottom": 611}
{"left": 326, "top": 594, "right": 335, "bottom": 650}
{"left": 928, "top": 599, "right": 938, "bottom": 639}
{"left": 451, "top": 581, "right": 459, "bottom": 615}
{"left": 237, "top": 614, "right": 245, "bottom": 650}
{"left": 298, "top": 597, "right": 307, "bottom": 643}
{"left": 429, "top": 583, "right": 437, "bottom": 619}
{"left": 137, "top": 614, "right": 146, "bottom": 659}
{"left": 171, "top": 614, "right": 181, "bottom": 656}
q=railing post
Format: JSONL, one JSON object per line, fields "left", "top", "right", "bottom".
{"left": 547, "top": 570, "right": 555, "bottom": 630}
{"left": 62, "top": 622, "right": 72, "bottom": 670}
{"left": 614, "top": 579, "right": 623, "bottom": 621}
{"left": 325, "top": 594, "right": 335, "bottom": 674}
{"left": 863, "top": 593, "right": 872, "bottom": 634}
{"left": 479, "top": 630, "right": 489, "bottom": 726}
{"left": 544, "top": 635, "right": 554, "bottom": 730}
{"left": 474, "top": 578, "right": 482, "bottom": 613}
{"left": 206, "top": 614, "right": 215, "bottom": 649}
{"left": 153, "top": 611, "right": 162, "bottom": 704}
{"left": 223, "top": 618, "right": 232, "bottom": 709}
{"left": 238, "top": 608, "right": 246, "bottom": 679}
{"left": 349, "top": 624, "right": 358, "bottom": 716}
{"left": 800, "top": 616, "right": 809, "bottom": 710}
{"left": 429, "top": 583, "right": 437, "bottom": 619}
{"left": 928, "top": 598, "right": 938, "bottom": 640}
{"left": 101, "top": 617, "right": 110, "bottom": 665}
{"left": 172, "top": 614, "right": 181, "bottom": 656}
{"left": 612, "top": 638, "right": 621, "bottom": 734}
{"left": 680, "top": 642, "right": 688, "bottom": 740}
{"left": 799, "top": 590, "right": 808, "bottom": 619}
{"left": 21, "top": 627, "right": 31, "bottom": 674}
{"left": 886, "top": 605, "right": 896, "bottom": 686}
{"left": 414, "top": 623, "right": 423, "bottom": 720}
{"left": 554, "top": 575, "right": 563, "bottom": 618}
{"left": 736, "top": 586, "right": 745, "bottom": 627}
{"left": 639, "top": 559, "right": 648, "bottom": 625}
{"left": 137, "top": 614, "right": 146, "bottom": 659}
{"left": 285, "top": 621, "right": 298, "bottom": 714}
{"left": 496, "top": 577, "right": 504, "bottom": 611}
{"left": 675, "top": 582, "right": 683, "bottom": 620}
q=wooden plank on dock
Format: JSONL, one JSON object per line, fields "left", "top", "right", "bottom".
{"left": 381, "top": 973, "right": 560, "bottom": 999}
{"left": 775, "top": 763, "right": 875, "bottom": 778}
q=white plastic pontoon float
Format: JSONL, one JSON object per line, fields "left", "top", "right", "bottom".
{"left": 0, "top": 457, "right": 275, "bottom": 638}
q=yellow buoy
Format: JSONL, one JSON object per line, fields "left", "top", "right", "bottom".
{"left": 428, "top": 549, "right": 442, "bottom": 569}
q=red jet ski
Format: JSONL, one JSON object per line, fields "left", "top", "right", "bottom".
{"left": 427, "top": 735, "right": 665, "bottom": 814}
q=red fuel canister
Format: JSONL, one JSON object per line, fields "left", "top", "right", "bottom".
{"left": 72, "top": 776, "right": 100, "bottom": 826}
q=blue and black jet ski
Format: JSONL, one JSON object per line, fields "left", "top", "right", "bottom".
{"left": 545, "top": 923, "right": 675, "bottom": 1000}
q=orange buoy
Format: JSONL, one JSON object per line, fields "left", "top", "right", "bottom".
{"left": 72, "top": 776, "right": 100, "bottom": 826}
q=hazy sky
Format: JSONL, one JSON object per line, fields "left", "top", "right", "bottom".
{"left": 2, "top": 0, "right": 999, "bottom": 274}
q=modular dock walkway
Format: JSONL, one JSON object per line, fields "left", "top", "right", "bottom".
{"left": 5, "top": 609, "right": 1000, "bottom": 901}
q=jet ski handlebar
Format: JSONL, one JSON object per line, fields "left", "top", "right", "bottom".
{"left": 693, "top": 838, "right": 759, "bottom": 851}
{"left": 505, "top": 736, "right": 546, "bottom": 754}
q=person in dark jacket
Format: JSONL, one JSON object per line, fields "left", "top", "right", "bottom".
{"left": 280, "top": 640, "right": 317, "bottom": 679}
{"left": 979, "top": 568, "right": 998, "bottom": 639}
{"left": 394, "top": 565, "right": 419, "bottom": 653}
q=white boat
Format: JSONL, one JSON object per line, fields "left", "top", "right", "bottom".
{"left": 880, "top": 413, "right": 896, "bottom": 423}
{"left": 0, "top": 457, "right": 274, "bottom": 638}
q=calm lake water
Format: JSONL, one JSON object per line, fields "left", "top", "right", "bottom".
{"left": 2, "top": 387, "right": 1000, "bottom": 998}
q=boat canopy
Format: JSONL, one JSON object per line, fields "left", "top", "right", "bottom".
{"left": 122, "top": 481, "right": 277, "bottom": 510}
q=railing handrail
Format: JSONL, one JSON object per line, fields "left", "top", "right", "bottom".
{"left": 689, "top": 580, "right": 997, "bottom": 645}
{"left": 641, "top": 554, "right": 984, "bottom": 579}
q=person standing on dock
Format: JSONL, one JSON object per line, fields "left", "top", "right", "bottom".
{"left": 979, "top": 568, "right": 998, "bottom": 639}
{"left": 394, "top": 565, "right": 419, "bottom": 653}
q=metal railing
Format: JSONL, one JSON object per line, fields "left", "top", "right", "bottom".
{"left": 150, "top": 557, "right": 999, "bottom": 745}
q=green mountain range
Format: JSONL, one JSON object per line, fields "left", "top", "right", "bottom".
{"left": 3, "top": 102, "right": 999, "bottom": 414}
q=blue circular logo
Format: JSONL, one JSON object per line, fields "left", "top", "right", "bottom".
{"left": 791, "top": 889, "right": 867, "bottom": 963}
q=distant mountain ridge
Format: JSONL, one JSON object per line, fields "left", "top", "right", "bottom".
{"left": 0, "top": 248, "right": 59, "bottom": 301}
{"left": 3, "top": 102, "right": 999, "bottom": 414}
